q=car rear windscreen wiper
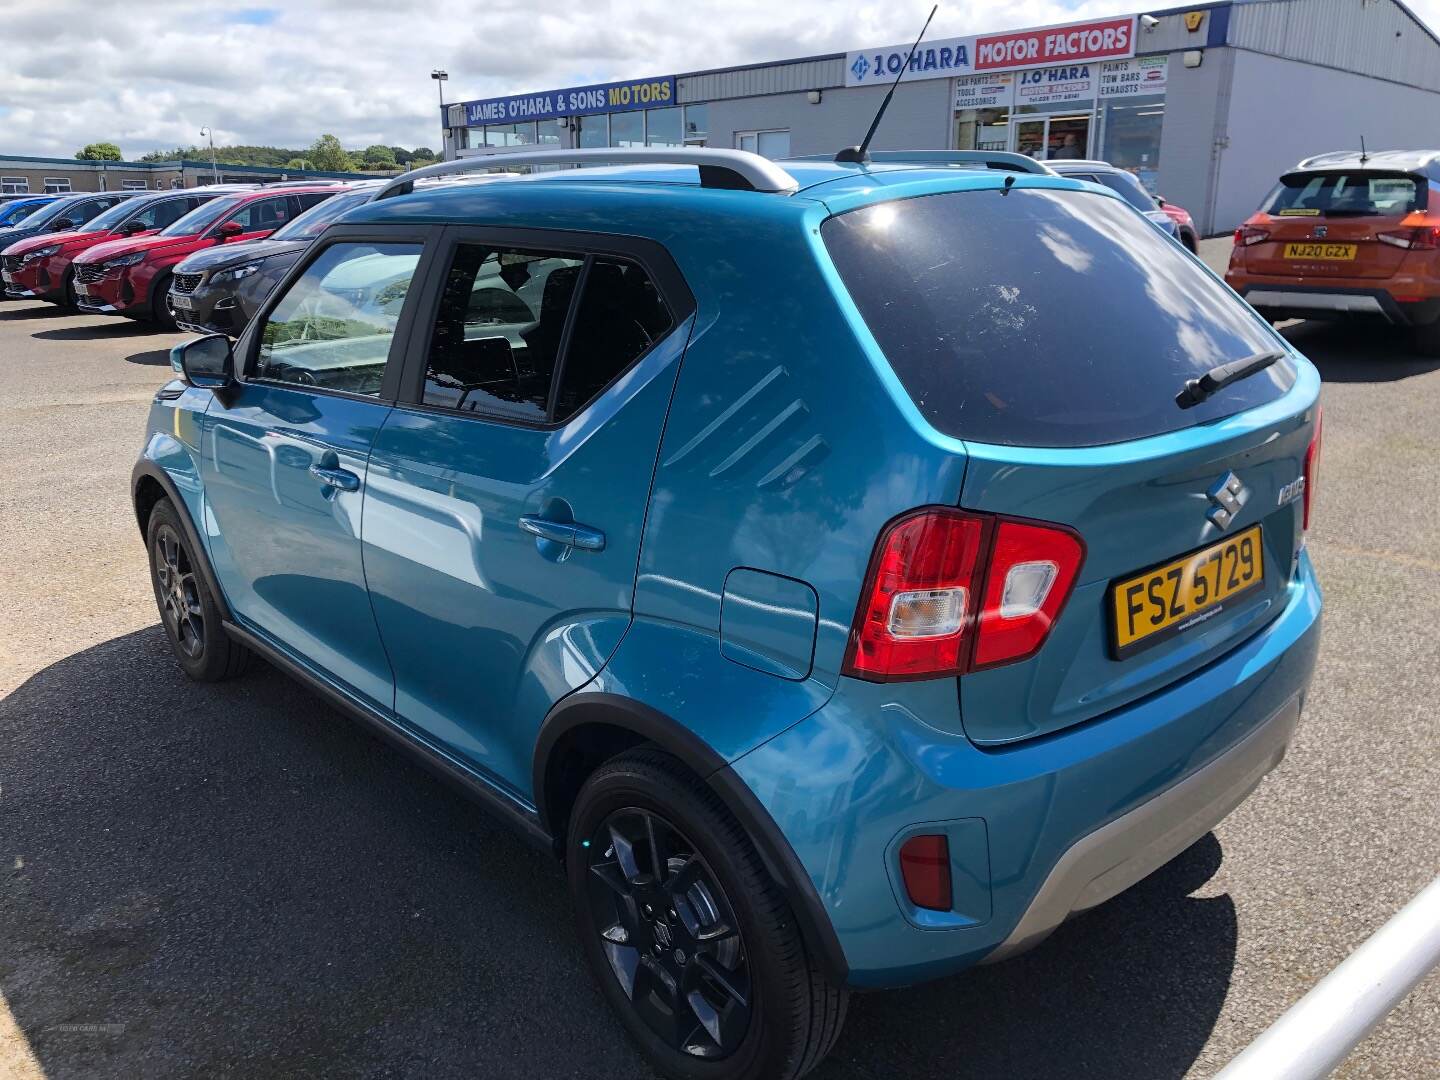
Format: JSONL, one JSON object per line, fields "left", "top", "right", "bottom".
{"left": 1175, "top": 350, "right": 1285, "bottom": 409}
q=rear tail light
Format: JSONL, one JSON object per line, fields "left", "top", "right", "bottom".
{"left": 843, "top": 508, "right": 1085, "bottom": 681}
{"left": 898, "top": 834, "right": 952, "bottom": 911}
{"left": 1303, "top": 407, "right": 1322, "bottom": 532}
{"left": 1378, "top": 226, "right": 1440, "bottom": 250}
{"left": 1235, "top": 226, "right": 1270, "bottom": 247}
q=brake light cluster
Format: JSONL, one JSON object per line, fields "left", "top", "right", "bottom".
{"left": 1303, "top": 407, "right": 1322, "bottom": 532}
{"left": 1234, "top": 225, "right": 1270, "bottom": 247}
{"left": 843, "top": 508, "right": 1085, "bottom": 682}
{"left": 1377, "top": 226, "right": 1440, "bottom": 250}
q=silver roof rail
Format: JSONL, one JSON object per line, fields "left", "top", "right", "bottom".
{"left": 788, "top": 150, "right": 1055, "bottom": 175}
{"left": 374, "top": 147, "right": 801, "bottom": 201}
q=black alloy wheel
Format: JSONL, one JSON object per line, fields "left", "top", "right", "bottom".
{"left": 585, "top": 807, "right": 752, "bottom": 1060}
{"left": 144, "top": 496, "right": 252, "bottom": 681}
{"left": 154, "top": 522, "right": 205, "bottom": 659}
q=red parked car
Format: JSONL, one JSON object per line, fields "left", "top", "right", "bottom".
{"left": 1, "top": 187, "right": 251, "bottom": 308}
{"left": 1157, "top": 197, "right": 1199, "bottom": 252}
{"left": 70, "top": 184, "right": 343, "bottom": 328}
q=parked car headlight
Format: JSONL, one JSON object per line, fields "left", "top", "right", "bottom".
{"left": 101, "top": 251, "right": 147, "bottom": 270}
{"left": 212, "top": 262, "right": 261, "bottom": 284}
{"left": 23, "top": 244, "right": 60, "bottom": 262}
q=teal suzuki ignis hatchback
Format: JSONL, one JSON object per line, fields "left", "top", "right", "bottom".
{"left": 135, "top": 148, "right": 1322, "bottom": 1080}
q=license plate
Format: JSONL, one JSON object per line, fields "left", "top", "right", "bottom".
{"left": 1284, "top": 242, "right": 1356, "bottom": 260}
{"left": 74, "top": 282, "right": 89, "bottom": 297}
{"left": 1110, "top": 525, "right": 1264, "bottom": 658}
{"left": 170, "top": 292, "right": 194, "bottom": 312}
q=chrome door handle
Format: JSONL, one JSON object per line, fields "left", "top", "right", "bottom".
{"left": 518, "top": 515, "right": 606, "bottom": 552}
{"left": 308, "top": 464, "right": 360, "bottom": 492}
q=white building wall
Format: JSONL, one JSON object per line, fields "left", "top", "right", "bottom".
{"left": 1214, "top": 47, "right": 1440, "bottom": 233}
{"left": 706, "top": 79, "right": 954, "bottom": 158}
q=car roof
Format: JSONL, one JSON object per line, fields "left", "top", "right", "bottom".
{"left": 1292, "top": 150, "right": 1440, "bottom": 180}
{"left": 1048, "top": 160, "right": 1126, "bottom": 173}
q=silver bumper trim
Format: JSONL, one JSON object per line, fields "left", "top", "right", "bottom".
{"left": 1245, "top": 290, "right": 1389, "bottom": 318}
{"left": 985, "top": 694, "right": 1301, "bottom": 963}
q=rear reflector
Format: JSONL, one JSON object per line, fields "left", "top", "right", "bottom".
{"left": 843, "top": 508, "right": 1085, "bottom": 681}
{"left": 898, "top": 834, "right": 952, "bottom": 911}
{"left": 1303, "top": 407, "right": 1322, "bottom": 532}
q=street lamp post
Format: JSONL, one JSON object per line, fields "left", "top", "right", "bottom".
{"left": 200, "top": 127, "right": 220, "bottom": 186}
{"left": 431, "top": 69, "right": 449, "bottom": 157}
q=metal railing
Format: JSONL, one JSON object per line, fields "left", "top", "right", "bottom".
{"left": 1215, "top": 873, "right": 1440, "bottom": 1079}
{"left": 374, "top": 147, "right": 802, "bottom": 201}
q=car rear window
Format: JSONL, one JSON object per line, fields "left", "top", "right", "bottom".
{"left": 1262, "top": 171, "right": 1425, "bottom": 217}
{"left": 821, "top": 188, "right": 1295, "bottom": 447}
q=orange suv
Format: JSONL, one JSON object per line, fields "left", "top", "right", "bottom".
{"left": 1226, "top": 150, "right": 1440, "bottom": 353}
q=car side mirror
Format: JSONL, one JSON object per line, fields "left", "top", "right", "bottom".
{"left": 1156, "top": 197, "right": 1167, "bottom": 207}
{"left": 50, "top": 218, "right": 75, "bottom": 231}
{"left": 216, "top": 220, "right": 244, "bottom": 240}
{"left": 121, "top": 219, "right": 147, "bottom": 235}
{"left": 171, "top": 334, "right": 234, "bottom": 392}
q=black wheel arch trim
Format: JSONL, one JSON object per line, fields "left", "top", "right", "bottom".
{"left": 534, "top": 692, "right": 850, "bottom": 984}
{"left": 131, "top": 459, "right": 234, "bottom": 624}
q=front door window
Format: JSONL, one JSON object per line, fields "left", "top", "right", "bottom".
{"left": 1011, "top": 115, "right": 1091, "bottom": 161}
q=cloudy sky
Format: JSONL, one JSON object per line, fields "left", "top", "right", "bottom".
{"left": 3, "top": 0, "right": 1438, "bottom": 158}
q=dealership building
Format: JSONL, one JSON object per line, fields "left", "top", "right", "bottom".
{"left": 0, "top": 155, "right": 382, "bottom": 196}
{"left": 440, "top": 0, "right": 1440, "bottom": 234}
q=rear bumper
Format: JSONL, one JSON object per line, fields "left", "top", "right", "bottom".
{"left": 731, "top": 552, "right": 1322, "bottom": 988}
{"left": 984, "top": 690, "right": 1297, "bottom": 962}
{"left": 1232, "top": 282, "right": 1440, "bottom": 326}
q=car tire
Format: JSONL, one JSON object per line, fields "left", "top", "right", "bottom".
{"left": 62, "top": 271, "right": 79, "bottom": 310}
{"left": 152, "top": 272, "right": 179, "bottom": 331}
{"left": 146, "top": 497, "right": 252, "bottom": 681}
{"left": 567, "top": 749, "right": 847, "bottom": 1080}
{"left": 1413, "top": 317, "right": 1440, "bottom": 357}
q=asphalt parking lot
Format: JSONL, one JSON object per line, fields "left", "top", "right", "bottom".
{"left": 1, "top": 237, "right": 1437, "bottom": 1079}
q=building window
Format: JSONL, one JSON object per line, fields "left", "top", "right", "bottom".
{"left": 736, "top": 130, "right": 790, "bottom": 159}
{"left": 644, "top": 106, "right": 683, "bottom": 147}
{"left": 1100, "top": 96, "right": 1166, "bottom": 193}
{"left": 122, "top": 180, "right": 148, "bottom": 190}
{"left": 683, "top": 103, "right": 708, "bottom": 145}
{"left": 1, "top": 177, "right": 27, "bottom": 194}
{"left": 609, "top": 109, "right": 644, "bottom": 148}
{"left": 43, "top": 177, "right": 73, "bottom": 194}
{"left": 536, "top": 118, "right": 562, "bottom": 145}
{"left": 482, "top": 122, "right": 537, "bottom": 147}
{"left": 955, "top": 108, "right": 1010, "bottom": 152}
{"left": 576, "top": 114, "right": 608, "bottom": 148}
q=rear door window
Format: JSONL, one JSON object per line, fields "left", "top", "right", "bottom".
{"left": 1263, "top": 171, "right": 1423, "bottom": 217}
{"left": 420, "top": 246, "right": 674, "bottom": 424}
{"left": 228, "top": 196, "right": 291, "bottom": 232}
{"left": 822, "top": 188, "right": 1294, "bottom": 448}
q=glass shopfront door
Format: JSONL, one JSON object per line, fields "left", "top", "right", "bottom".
{"left": 1011, "top": 114, "right": 1092, "bottom": 160}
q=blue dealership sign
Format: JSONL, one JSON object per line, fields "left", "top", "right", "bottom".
{"left": 462, "top": 75, "right": 677, "bottom": 126}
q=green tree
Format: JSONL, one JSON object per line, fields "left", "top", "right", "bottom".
{"left": 390, "top": 146, "right": 413, "bottom": 165}
{"left": 284, "top": 158, "right": 315, "bottom": 171}
{"left": 411, "top": 147, "right": 435, "bottom": 161}
{"left": 361, "top": 144, "right": 396, "bottom": 167}
{"left": 307, "top": 134, "right": 352, "bottom": 172}
{"left": 75, "top": 142, "right": 123, "bottom": 161}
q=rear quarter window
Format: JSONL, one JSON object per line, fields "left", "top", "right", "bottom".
{"left": 822, "top": 187, "right": 1295, "bottom": 447}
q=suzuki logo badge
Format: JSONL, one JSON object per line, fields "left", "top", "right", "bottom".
{"left": 1314, "top": 225, "right": 1328, "bottom": 239}
{"left": 1207, "top": 472, "right": 1247, "bottom": 530}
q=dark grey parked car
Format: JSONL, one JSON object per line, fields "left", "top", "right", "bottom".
{"left": 168, "top": 182, "right": 381, "bottom": 336}
{"left": 1048, "top": 160, "right": 1184, "bottom": 244}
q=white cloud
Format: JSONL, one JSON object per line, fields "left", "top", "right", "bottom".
{"left": 1, "top": 0, "right": 1438, "bottom": 158}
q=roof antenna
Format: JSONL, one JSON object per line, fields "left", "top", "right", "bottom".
{"left": 1359, "top": 134, "right": 1369, "bottom": 165}
{"left": 835, "top": 5, "right": 939, "bottom": 164}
